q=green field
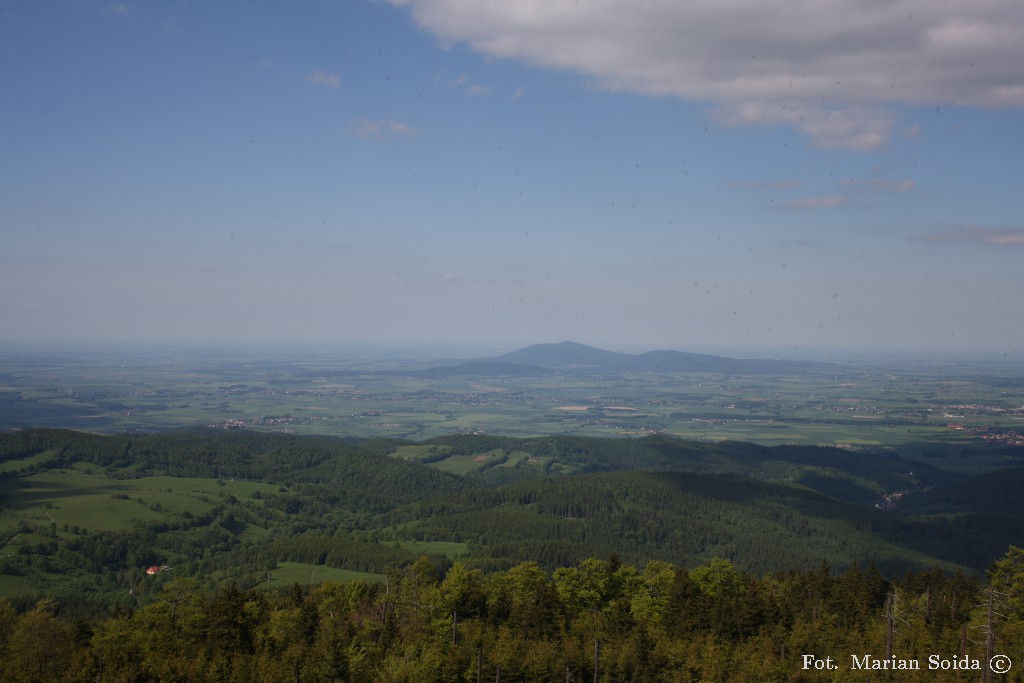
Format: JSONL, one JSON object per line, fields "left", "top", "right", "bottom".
{"left": 0, "top": 449, "right": 60, "bottom": 474}
{"left": 0, "top": 468, "right": 280, "bottom": 542}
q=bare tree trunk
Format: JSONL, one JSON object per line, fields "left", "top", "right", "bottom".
{"left": 984, "top": 590, "right": 995, "bottom": 683}
{"left": 885, "top": 592, "right": 894, "bottom": 660}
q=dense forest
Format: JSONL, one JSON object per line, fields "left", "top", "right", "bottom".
{"left": 2, "top": 428, "right": 1024, "bottom": 680}
{"left": 1, "top": 550, "right": 1022, "bottom": 681}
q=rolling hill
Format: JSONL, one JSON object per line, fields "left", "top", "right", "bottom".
{"left": 479, "top": 341, "right": 832, "bottom": 374}
{"left": 1, "top": 428, "right": 1019, "bottom": 606}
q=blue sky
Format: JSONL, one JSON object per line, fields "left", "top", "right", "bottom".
{"left": 2, "top": 0, "right": 1023, "bottom": 354}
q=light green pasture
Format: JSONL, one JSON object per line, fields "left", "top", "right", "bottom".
{"left": 0, "top": 449, "right": 60, "bottom": 474}
{"left": 0, "top": 469, "right": 279, "bottom": 533}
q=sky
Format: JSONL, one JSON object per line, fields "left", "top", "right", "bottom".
{"left": 2, "top": 0, "right": 1023, "bottom": 355}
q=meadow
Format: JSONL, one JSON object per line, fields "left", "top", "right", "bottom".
{"left": 0, "top": 464, "right": 281, "bottom": 561}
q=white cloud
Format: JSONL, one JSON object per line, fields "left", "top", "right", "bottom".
{"left": 390, "top": 0, "right": 1024, "bottom": 149}
{"left": 916, "top": 226, "right": 1024, "bottom": 247}
{"left": 785, "top": 195, "right": 846, "bottom": 209}
{"left": 711, "top": 102, "right": 895, "bottom": 151}
{"left": 797, "top": 108, "right": 894, "bottom": 152}
{"left": 841, "top": 178, "right": 916, "bottom": 193}
{"left": 888, "top": 180, "right": 915, "bottom": 193}
{"left": 349, "top": 119, "right": 382, "bottom": 137}
{"left": 387, "top": 120, "right": 417, "bottom": 138}
{"left": 728, "top": 179, "right": 802, "bottom": 190}
{"left": 348, "top": 118, "right": 418, "bottom": 139}
{"left": 902, "top": 126, "right": 922, "bottom": 140}
{"left": 438, "top": 73, "right": 490, "bottom": 95}
{"left": 304, "top": 69, "right": 341, "bottom": 89}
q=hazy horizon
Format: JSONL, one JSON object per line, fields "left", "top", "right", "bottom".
{"left": 3, "top": 2, "right": 1023, "bottom": 352}
{"left": 2, "top": 338, "right": 1022, "bottom": 367}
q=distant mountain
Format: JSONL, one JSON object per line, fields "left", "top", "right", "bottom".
{"left": 488, "top": 341, "right": 635, "bottom": 368}
{"left": 480, "top": 341, "right": 829, "bottom": 374}
{"left": 287, "top": 341, "right": 827, "bottom": 379}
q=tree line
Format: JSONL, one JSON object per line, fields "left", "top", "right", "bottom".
{"left": 3, "top": 549, "right": 1023, "bottom": 682}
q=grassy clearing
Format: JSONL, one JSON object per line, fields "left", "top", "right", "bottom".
{"left": 0, "top": 449, "right": 59, "bottom": 474}
{"left": 0, "top": 469, "right": 280, "bottom": 534}
{"left": 390, "top": 444, "right": 451, "bottom": 462}
{"left": 262, "top": 562, "right": 384, "bottom": 588}
{"left": 392, "top": 446, "right": 518, "bottom": 475}
{"left": 428, "top": 455, "right": 489, "bottom": 475}
{"left": 239, "top": 523, "right": 270, "bottom": 540}
{"left": 500, "top": 450, "right": 533, "bottom": 467}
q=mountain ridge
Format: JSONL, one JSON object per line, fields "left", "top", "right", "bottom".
{"left": 477, "top": 340, "right": 831, "bottom": 374}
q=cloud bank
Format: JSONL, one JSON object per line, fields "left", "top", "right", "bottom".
{"left": 390, "top": 0, "right": 1024, "bottom": 150}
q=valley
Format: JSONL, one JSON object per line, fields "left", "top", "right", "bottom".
{"left": 2, "top": 342, "right": 1022, "bottom": 462}
{"left": 1, "top": 341, "right": 1022, "bottom": 603}
{"left": 2, "top": 342, "right": 1023, "bottom": 680}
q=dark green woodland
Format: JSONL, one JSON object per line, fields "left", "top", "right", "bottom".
{"left": 1, "top": 428, "right": 1023, "bottom": 680}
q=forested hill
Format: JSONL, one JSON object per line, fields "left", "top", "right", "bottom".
{"left": 380, "top": 469, "right": 967, "bottom": 575}
{"left": 0, "top": 428, "right": 467, "bottom": 513}
{"left": 422, "top": 432, "right": 958, "bottom": 505}
{"left": 1, "top": 428, "right": 1021, "bottom": 616}
{"left": 481, "top": 340, "right": 830, "bottom": 374}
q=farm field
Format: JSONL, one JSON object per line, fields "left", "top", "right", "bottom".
{"left": 261, "top": 562, "right": 384, "bottom": 588}
{"left": 2, "top": 342, "right": 1022, "bottom": 460}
